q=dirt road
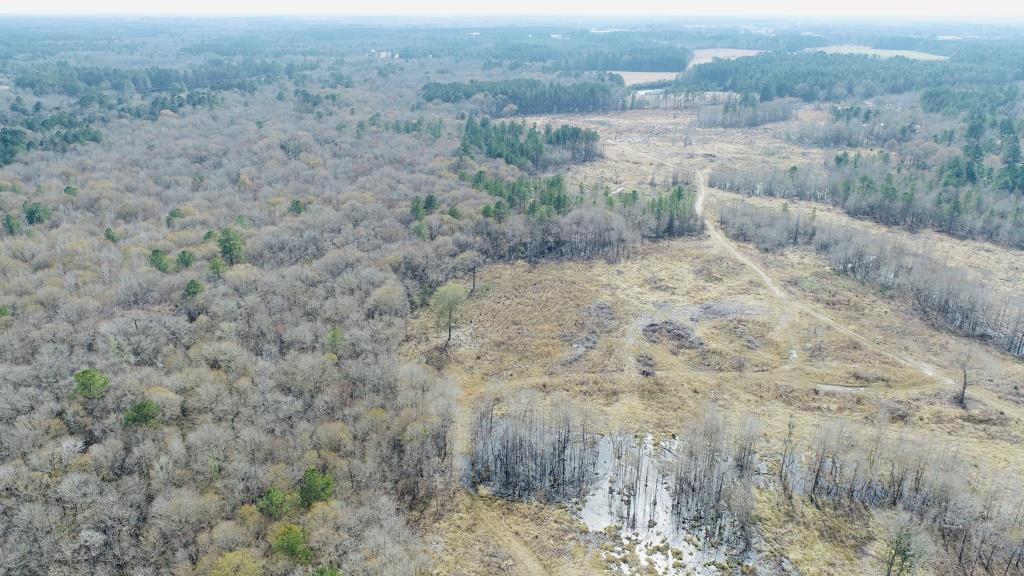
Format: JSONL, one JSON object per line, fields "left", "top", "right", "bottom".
{"left": 613, "top": 139, "right": 955, "bottom": 387}
{"left": 472, "top": 498, "right": 550, "bottom": 576}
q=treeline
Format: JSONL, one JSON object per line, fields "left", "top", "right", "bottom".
{"left": 545, "top": 124, "right": 602, "bottom": 163}
{"left": 666, "top": 411, "right": 758, "bottom": 550}
{"left": 463, "top": 169, "right": 702, "bottom": 261}
{"left": 920, "top": 85, "right": 1019, "bottom": 116}
{"left": 475, "top": 392, "right": 1024, "bottom": 573}
{"left": 387, "top": 28, "right": 695, "bottom": 71}
{"left": 1, "top": 97, "right": 104, "bottom": 165}
{"left": 696, "top": 96, "right": 796, "bottom": 129}
{"left": 469, "top": 398, "right": 756, "bottom": 550}
{"left": 780, "top": 413, "right": 1024, "bottom": 575}
{"left": 367, "top": 112, "right": 444, "bottom": 139}
{"left": 459, "top": 117, "right": 600, "bottom": 171}
{"left": 12, "top": 59, "right": 298, "bottom": 97}
{"left": 784, "top": 103, "right": 918, "bottom": 149}
{"left": 422, "top": 78, "right": 624, "bottom": 115}
{"left": 708, "top": 153, "right": 1024, "bottom": 249}
{"left": 552, "top": 46, "right": 691, "bottom": 72}
{"left": 470, "top": 392, "right": 597, "bottom": 501}
{"left": 468, "top": 171, "right": 576, "bottom": 217}
{"left": 718, "top": 202, "right": 1024, "bottom": 357}
{"left": 677, "top": 52, "right": 1015, "bottom": 101}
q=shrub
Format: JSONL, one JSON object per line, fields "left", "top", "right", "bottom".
{"left": 208, "top": 256, "right": 227, "bottom": 279}
{"left": 166, "top": 207, "right": 184, "bottom": 227}
{"left": 271, "top": 524, "right": 312, "bottom": 564}
{"left": 2, "top": 212, "right": 21, "bottom": 235}
{"left": 148, "top": 249, "right": 171, "bottom": 273}
{"left": 22, "top": 201, "right": 51, "bottom": 225}
{"left": 257, "top": 487, "right": 288, "bottom": 519}
{"left": 124, "top": 399, "right": 158, "bottom": 426}
{"left": 209, "top": 550, "right": 262, "bottom": 576}
{"left": 184, "top": 279, "right": 204, "bottom": 299}
{"left": 177, "top": 250, "right": 195, "bottom": 269}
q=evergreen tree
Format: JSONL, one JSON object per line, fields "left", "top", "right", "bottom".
{"left": 217, "top": 228, "right": 245, "bottom": 265}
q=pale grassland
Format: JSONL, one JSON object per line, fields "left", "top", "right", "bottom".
{"left": 609, "top": 48, "right": 764, "bottom": 85}
{"left": 610, "top": 70, "right": 681, "bottom": 86}
{"left": 803, "top": 45, "right": 948, "bottom": 60}
{"left": 687, "top": 47, "right": 764, "bottom": 68}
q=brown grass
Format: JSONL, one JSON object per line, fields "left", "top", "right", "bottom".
{"left": 802, "top": 45, "right": 948, "bottom": 61}
{"left": 412, "top": 106, "right": 1024, "bottom": 574}
{"left": 611, "top": 71, "right": 682, "bottom": 86}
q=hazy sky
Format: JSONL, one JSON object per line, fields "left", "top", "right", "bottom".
{"left": 3, "top": 0, "right": 1023, "bottom": 20}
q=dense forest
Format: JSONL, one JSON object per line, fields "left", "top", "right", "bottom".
{"left": 669, "top": 50, "right": 1023, "bottom": 101}
{"left": 459, "top": 117, "right": 601, "bottom": 170}
{"left": 0, "top": 20, "right": 709, "bottom": 576}
{"left": 422, "top": 78, "right": 626, "bottom": 115}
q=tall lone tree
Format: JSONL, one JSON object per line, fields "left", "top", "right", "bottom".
{"left": 217, "top": 227, "right": 245, "bottom": 266}
{"left": 430, "top": 282, "right": 467, "bottom": 352}
{"left": 956, "top": 350, "right": 975, "bottom": 408}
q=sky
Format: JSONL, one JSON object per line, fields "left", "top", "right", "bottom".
{"left": 3, "top": 0, "right": 1023, "bottom": 20}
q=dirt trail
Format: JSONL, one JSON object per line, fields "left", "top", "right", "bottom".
{"left": 472, "top": 498, "right": 550, "bottom": 576}
{"left": 612, "top": 139, "right": 956, "bottom": 388}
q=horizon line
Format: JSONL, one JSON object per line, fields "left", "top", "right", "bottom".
{"left": 1, "top": 13, "right": 1023, "bottom": 24}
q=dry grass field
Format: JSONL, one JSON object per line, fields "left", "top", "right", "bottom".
{"left": 687, "top": 48, "right": 764, "bottom": 68}
{"left": 610, "top": 48, "right": 764, "bottom": 86}
{"left": 802, "top": 45, "right": 949, "bottom": 60}
{"left": 409, "top": 107, "right": 1024, "bottom": 575}
{"left": 611, "top": 71, "right": 682, "bottom": 86}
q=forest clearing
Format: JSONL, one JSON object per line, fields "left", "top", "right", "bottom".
{"left": 3, "top": 14, "right": 1024, "bottom": 576}
{"left": 687, "top": 48, "right": 765, "bottom": 68}
{"left": 802, "top": 45, "right": 949, "bottom": 60}
{"left": 419, "top": 105, "right": 1024, "bottom": 575}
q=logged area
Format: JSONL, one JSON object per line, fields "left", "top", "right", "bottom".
{"left": 2, "top": 16, "right": 1024, "bottom": 576}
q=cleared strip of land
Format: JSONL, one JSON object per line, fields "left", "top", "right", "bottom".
{"left": 802, "top": 45, "right": 948, "bottom": 60}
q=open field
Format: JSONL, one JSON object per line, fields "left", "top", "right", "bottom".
{"left": 802, "top": 45, "right": 949, "bottom": 60}
{"left": 610, "top": 70, "right": 682, "bottom": 85}
{"left": 417, "top": 107, "right": 1024, "bottom": 575}
{"left": 687, "top": 47, "right": 764, "bottom": 68}
{"left": 609, "top": 47, "right": 765, "bottom": 85}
